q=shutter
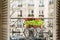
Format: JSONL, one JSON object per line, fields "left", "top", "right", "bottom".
{"left": 56, "top": 0, "right": 60, "bottom": 40}
{"left": 0, "top": 0, "right": 2, "bottom": 40}
{"left": 0, "top": 0, "right": 8, "bottom": 40}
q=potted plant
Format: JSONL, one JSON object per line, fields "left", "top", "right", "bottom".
{"left": 24, "top": 18, "right": 44, "bottom": 29}
{"left": 30, "top": 20, "right": 37, "bottom": 28}
{"left": 24, "top": 18, "right": 28, "bottom": 21}
{"left": 24, "top": 21, "right": 30, "bottom": 28}
{"left": 33, "top": 19, "right": 44, "bottom": 28}
{"left": 26, "top": 25, "right": 29, "bottom": 28}
{"left": 33, "top": 20, "right": 38, "bottom": 28}
{"left": 37, "top": 20, "right": 44, "bottom": 29}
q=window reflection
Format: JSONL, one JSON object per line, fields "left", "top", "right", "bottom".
{"left": 10, "top": 0, "right": 54, "bottom": 40}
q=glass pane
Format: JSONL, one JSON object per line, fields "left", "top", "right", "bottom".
{"left": 9, "top": 0, "right": 55, "bottom": 40}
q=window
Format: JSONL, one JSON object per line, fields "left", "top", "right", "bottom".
{"left": 49, "top": 0, "right": 54, "bottom": 4}
{"left": 29, "top": 10, "right": 34, "bottom": 14}
{"left": 18, "top": 0, "right": 22, "bottom": 7}
{"left": 49, "top": 8, "right": 54, "bottom": 17}
{"left": 39, "top": 10, "right": 44, "bottom": 17}
{"left": 18, "top": 10, "right": 22, "bottom": 17}
{"left": 28, "top": 0, "right": 34, "bottom": 6}
{"left": 28, "top": 10, "right": 34, "bottom": 17}
{"left": 20, "top": 10, "right": 22, "bottom": 14}
{"left": 39, "top": 0, "right": 44, "bottom": 7}
{"left": 9, "top": 0, "right": 55, "bottom": 40}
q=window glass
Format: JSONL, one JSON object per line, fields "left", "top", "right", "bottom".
{"left": 10, "top": 0, "right": 55, "bottom": 40}
{"left": 39, "top": 0, "right": 44, "bottom": 7}
{"left": 28, "top": 0, "right": 34, "bottom": 6}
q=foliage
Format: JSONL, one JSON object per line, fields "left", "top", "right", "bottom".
{"left": 24, "top": 19, "right": 44, "bottom": 26}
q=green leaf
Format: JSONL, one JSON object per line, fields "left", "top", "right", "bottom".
{"left": 24, "top": 19, "right": 44, "bottom": 26}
